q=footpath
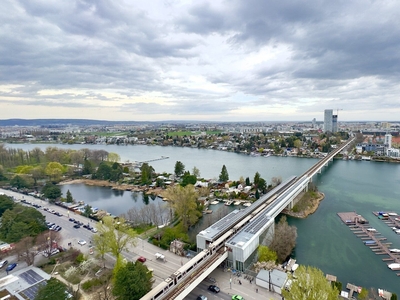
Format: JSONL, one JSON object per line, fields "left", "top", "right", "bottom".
{"left": 208, "top": 267, "right": 283, "bottom": 300}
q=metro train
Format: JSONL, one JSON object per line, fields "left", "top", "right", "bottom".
{"left": 141, "top": 175, "right": 298, "bottom": 300}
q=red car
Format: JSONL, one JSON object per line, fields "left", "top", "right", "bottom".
{"left": 137, "top": 256, "right": 146, "bottom": 263}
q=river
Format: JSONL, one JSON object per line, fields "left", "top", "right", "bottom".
{"left": 4, "top": 143, "right": 400, "bottom": 293}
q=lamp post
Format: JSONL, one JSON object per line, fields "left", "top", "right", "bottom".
{"left": 228, "top": 268, "right": 232, "bottom": 289}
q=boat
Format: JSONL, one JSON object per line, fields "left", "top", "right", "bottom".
{"left": 242, "top": 202, "right": 251, "bottom": 207}
{"left": 367, "top": 228, "right": 377, "bottom": 232}
{"left": 233, "top": 201, "right": 241, "bottom": 206}
{"left": 364, "top": 240, "right": 376, "bottom": 245}
{"left": 225, "top": 200, "right": 233, "bottom": 206}
{"left": 389, "top": 249, "right": 400, "bottom": 253}
{"left": 210, "top": 200, "right": 219, "bottom": 205}
{"left": 388, "top": 263, "right": 400, "bottom": 270}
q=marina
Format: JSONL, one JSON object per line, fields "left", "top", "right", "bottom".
{"left": 338, "top": 212, "right": 400, "bottom": 276}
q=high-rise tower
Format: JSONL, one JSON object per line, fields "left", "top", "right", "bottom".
{"left": 324, "top": 109, "right": 333, "bottom": 132}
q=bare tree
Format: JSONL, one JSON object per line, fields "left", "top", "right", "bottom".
{"left": 36, "top": 230, "right": 62, "bottom": 257}
{"left": 14, "top": 236, "right": 40, "bottom": 266}
{"left": 269, "top": 216, "right": 297, "bottom": 263}
{"left": 271, "top": 176, "right": 282, "bottom": 187}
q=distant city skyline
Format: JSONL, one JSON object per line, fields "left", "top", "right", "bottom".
{"left": 1, "top": 1, "right": 400, "bottom": 122}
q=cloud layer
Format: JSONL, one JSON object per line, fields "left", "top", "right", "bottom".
{"left": 1, "top": 0, "right": 399, "bottom": 121}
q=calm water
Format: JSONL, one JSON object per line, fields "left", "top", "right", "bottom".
{"left": 59, "top": 183, "right": 164, "bottom": 216}
{"left": 5, "top": 143, "right": 400, "bottom": 292}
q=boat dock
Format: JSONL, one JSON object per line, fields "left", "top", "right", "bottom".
{"left": 372, "top": 211, "right": 400, "bottom": 233}
{"left": 135, "top": 156, "right": 169, "bottom": 165}
{"left": 338, "top": 212, "right": 400, "bottom": 276}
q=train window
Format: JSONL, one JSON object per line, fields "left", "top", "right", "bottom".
{"left": 155, "top": 290, "right": 164, "bottom": 298}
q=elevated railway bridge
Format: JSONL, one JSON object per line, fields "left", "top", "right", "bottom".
{"left": 141, "top": 137, "right": 355, "bottom": 300}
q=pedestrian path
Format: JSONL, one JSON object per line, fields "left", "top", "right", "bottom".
{"left": 208, "top": 268, "right": 282, "bottom": 300}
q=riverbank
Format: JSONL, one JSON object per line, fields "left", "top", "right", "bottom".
{"left": 59, "top": 179, "right": 165, "bottom": 197}
{"left": 283, "top": 191, "right": 325, "bottom": 218}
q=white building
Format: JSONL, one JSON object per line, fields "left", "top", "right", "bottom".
{"left": 384, "top": 133, "right": 392, "bottom": 149}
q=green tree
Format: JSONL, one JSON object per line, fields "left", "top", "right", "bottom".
{"left": 0, "top": 195, "right": 15, "bottom": 216}
{"left": 41, "top": 183, "right": 62, "bottom": 201}
{"left": 391, "top": 293, "right": 398, "bottom": 300}
{"left": 82, "top": 205, "right": 93, "bottom": 217}
{"left": 0, "top": 205, "right": 47, "bottom": 242}
{"left": 10, "top": 175, "right": 29, "bottom": 189}
{"left": 174, "top": 161, "right": 185, "bottom": 177}
{"left": 95, "top": 162, "right": 112, "bottom": 180}
{"left": 113, "top": 261, "right": 153, "bottom": 300}
{"left": 255, "top": 189, "right": 260, "bottom": 199}
{"left": 258, "top": 178, "right": 267, "bottom": 193}
{"left": 45, "top": 162, "right": 64, "bottom": 181}
{"left": 219, "top": 165, "right": 229, "bottom": 182}
{"left": 35, "top": 278, "right": 69, "bottom": 300}
{"left": 181, "top": 172, "right": 197, "bottom": 187}
{"left": 0, "top": 165, "right": 6, "bottom": 180}
{"left": 110, "top": 162, "right": 123, "bottom": 181}
{"left": 254, "top": 172, "right": 261, "bottom": 186}
{"left": 66, "top": 190, "right": 74, "bottom": 203}
{"left": 93, "top": 216, "right": 137, "bottom": 272}
{"left": 107, "top": 152, "right": 121, "bottom": 163}
{"left": 162, "top": 185, "right": 201, "bottom": 231}
{"left": 29, "top": 166, "right": 45, "bottom": 186}
{"left": 82, "top": 159, "right": 93, "bottom": 175}
{"left": 245, "top": 177, "right": 250, "bottom": 186}
{"left": 282, "top": 265, "right": 339, "bottom": 300}
{"left": 258, "top": 245, "right": 277, "bottom": 262}
{"left": 140, "top": 163, "right": 154, "bottom": 185}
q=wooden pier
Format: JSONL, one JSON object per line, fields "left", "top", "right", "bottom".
{"left": 338, "top": 212, "right": 400, "bottom": 275}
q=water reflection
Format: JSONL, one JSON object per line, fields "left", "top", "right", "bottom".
{"left": 131, "top": 192, "right": 138, "bottom": 202}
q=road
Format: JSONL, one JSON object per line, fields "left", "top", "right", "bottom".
{"left": 0, "top": 188, "right": 282, "bottom": 300}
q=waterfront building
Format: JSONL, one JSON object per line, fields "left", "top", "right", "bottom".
{"left": 385, "top": 133, "right": 392, "bottom": 149}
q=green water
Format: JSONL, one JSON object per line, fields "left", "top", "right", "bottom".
{"left": 287, "top": 160, "right": 400, "bottom": 294}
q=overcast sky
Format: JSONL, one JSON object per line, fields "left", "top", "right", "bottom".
{"left": 1, "top": 0, "right": 399, "bottom": 122}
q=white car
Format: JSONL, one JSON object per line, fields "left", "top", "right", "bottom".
{"left": 91, "top": 228, "right": 98, "bottom": 233}
{"left": 78, "top": 240, "right": 87, "bottom": 246}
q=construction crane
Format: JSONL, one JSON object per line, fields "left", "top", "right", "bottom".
{"left": 336, "top": 108, "right": 343, "bottom": 116}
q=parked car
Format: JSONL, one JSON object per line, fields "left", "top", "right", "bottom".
{"left": 196, "top": 296, "right": 207, "bottom": 300}
{"left": 6, "top": 263, "right": 17, "bottom": 272}
{"left": 73, "top": 224, "right": 81, "bottom": 229}
{"left": 208, "top": 285, "right": 220, "bottom": 293}
{"left": 91, "top": 228, "right": 98, "bottom": 233}
{"left": 232, "top": 295, "right": 244, "bottom": 300}
{"left": 0, "top": 260, "right": 8, "bottom": 268}
{"left": 78, "top": 240, "right": 87, "bottom": 246}
{"left": 69, "top": 218, "right": 75, "bottom": 222}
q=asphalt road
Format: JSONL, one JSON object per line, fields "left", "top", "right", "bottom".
{"left": 0, "top": 189, "right": 282, "bottom": 300}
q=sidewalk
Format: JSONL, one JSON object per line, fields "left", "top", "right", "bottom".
{"left": 209, "top": 268, "right": 283, "bottom": 300}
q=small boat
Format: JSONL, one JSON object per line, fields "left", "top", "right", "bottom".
{"left": 389, "top": 249, "right": 400, "bottom": 253}
{"left": 367, "top": 228, "right": 377, "bottom": 232}
{"left": 210, "top": 200, "right": 219, "bottom": 205}
{"left": 364, "top": 240, "right": 376, "bottom": 245}
{"left": 225, "top": 200, "right": 233, "bottom": 206}
{"left": 388, "top": 263, "right": 400, "bottom": 270}
{"left": 388, "top": 212, "right": 398, "bottom": 216}
{"left": 242, "top": 202, "right": 251, "bottom": 207}
{"left": 233, "top": 201, "right": 241, "bottom": 206}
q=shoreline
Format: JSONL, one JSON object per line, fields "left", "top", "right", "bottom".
{"left": 283, "top": 192, "right": 325, "bottom": 219}
{"left": 59, "top": 179, "right": 165, "bottom": 196}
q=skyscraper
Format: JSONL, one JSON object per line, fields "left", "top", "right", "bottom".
{"left": 324, "top": 109, "right": 333, "bottom": 132}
